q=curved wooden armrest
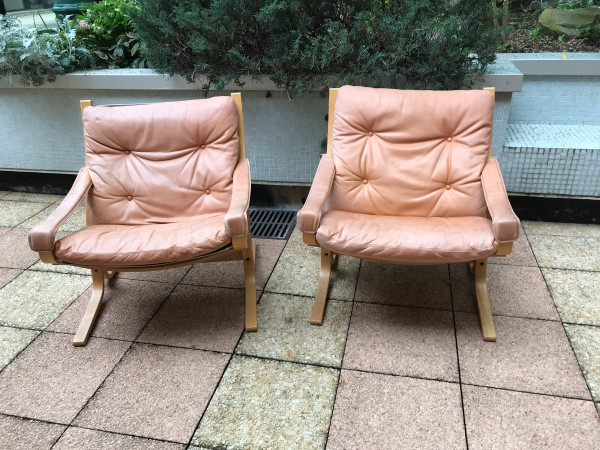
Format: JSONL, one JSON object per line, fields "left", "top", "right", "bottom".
{"left": 481, "top": 157, "right": 520, "bottom": 243}
{"left": 28, "top": 167, "right": 92, "bottom": 259}
{"left": 297, "top": 154, "right": 335, "bottom": 241}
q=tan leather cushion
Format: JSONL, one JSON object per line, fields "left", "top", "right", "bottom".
{"left": 55, "top": 214, "right": 230, "bottom": 267}
{"left": 316, "top": 210, "right": 497, "bottom": 263}
{"left": 328, "top": 86, "right": 493, "bottom": 218}
{"left": 83, "top": 97, "right": 239, "bottom": 226}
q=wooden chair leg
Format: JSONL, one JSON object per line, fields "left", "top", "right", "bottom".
{"left": 473, "top": 258, "right": 496, "bottom": 342}
{"left": 73, "top": 269, "right": 105, "bottom": 347}
{"left": 243, "top": 235, "right": 258, "bottom": 332}
{"left": 310, "top": 248, "right": 333, "bottom": 325}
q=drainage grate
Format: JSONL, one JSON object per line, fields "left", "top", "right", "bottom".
{"left": 250, "top": 208, "right": 297, "bottom": 239}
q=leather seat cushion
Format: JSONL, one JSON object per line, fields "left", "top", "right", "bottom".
{"left": 54, "top": 214, "right": 231, "bottom": 267}
{"left": 316, "top": 210, "right": 498, "bottom": 263}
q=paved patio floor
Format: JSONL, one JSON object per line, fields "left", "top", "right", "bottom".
{"left": 0, "top": 190, "right": 599, "bottom": 449}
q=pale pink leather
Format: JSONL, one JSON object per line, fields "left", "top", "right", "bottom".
{"left": 481, "top": 157, "right": 520, "bottom": 242}
{"left": 317, "top": 211, "right": 497, "bottom": 263}
{"left": 55, "top": 213, "right": 229, "bottom": 267}
{"left": 28, "top": 167, "right": 92, "bottom": 252}
{"left": 297, "top": 154, "right": 335, "bottom": 233}
{"left": 84, "top": 97, "right": 239, "bottom": 226}
{"left": 34, "top": 97, "right": 249, "bottom": 267}
{"left": 328, "top": 86, "right": 493, "bottom": 218}
{"left": 225, "top": 158, "right": 251, "bottom": 237}
{"left": 300, "top": 85, "right": 518, "bottom": 263}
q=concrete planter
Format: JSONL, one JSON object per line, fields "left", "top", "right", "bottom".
{"left": 1, "top": 53, "right": 598, "bottom": 198}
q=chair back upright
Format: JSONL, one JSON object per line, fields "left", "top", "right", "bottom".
{"left": 81, "top": 97, "right": 241, "bottom": 226}
{"left": 327, "top": 86, "right": 495, "bottom": 218}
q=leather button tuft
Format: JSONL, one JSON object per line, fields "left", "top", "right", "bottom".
{"left": 200, "top": 145, "right": 206, "bottom": 149}
{"left": 368, "top": 132, "right": 373, "bottom": 137}
{"left": 127, "top": 195, "right": 132, "bottom": 201}
{"left": 125, "top": 150, "right": 131, "bottom": 155}
{"left": 447, "top": 137, "right": 453, "bottom": 142}
{"left": 445, "top": 185, "right": 451, "bottom": 190}
{"left": 362, "top": 179, "right": 368, "bottom": 185}
{"left": 205, "top": 189, "right": 211, "bottom": 195}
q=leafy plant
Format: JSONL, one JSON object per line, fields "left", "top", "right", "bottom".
{"left": 0, "top": 15, "right": 64, "bottom": 86}
{"left": 75, "top": 0, "right": 146, "bottom": 69}
{"left": 45, "top": 16, "right": 93, "bottom": 72}
{"left": 579, "top": 23, "right": 600, "bottom": 42}
{"left": 132, "top": 0, "right": 500, "bottom": 97}
{"left": 529, "top": 27, "right": 541, "bottom": 37}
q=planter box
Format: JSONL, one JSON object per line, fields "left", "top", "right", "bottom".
{"left": 0, "top": 66, "right": 521, "bottom": 185}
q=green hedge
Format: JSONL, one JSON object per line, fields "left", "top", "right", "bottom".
{"left": 132, "top": 0, "right": 500, "bottom": 96}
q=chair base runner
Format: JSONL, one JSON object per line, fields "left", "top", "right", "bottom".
{"left": 73, "top": 269, "right": 105, "bottom": 346}
{"left": 310, "top": 248, "right": 333, "bottom": 325}
{"left": 474, "top": 258, "right": 497, "bottom": 342}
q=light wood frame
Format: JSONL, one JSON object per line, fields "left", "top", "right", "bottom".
{"left": 304, "top": 87, "right": 513, "bottom": 342}
{"left": 38, "top": 94, "right": 257, "bottom": 346}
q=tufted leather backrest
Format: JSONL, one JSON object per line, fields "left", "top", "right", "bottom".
{"left": 327, "top": 86, "right": 494, "bottom": 218}
{"left": 83, "top": 97, "right": 240, "bottom": 225}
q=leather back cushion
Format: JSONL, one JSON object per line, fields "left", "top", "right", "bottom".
{"left": 328, "top": 86, "right": 493, "bottom": 217}
{"left": 84, "top": 97, "right": 239, "bottom": 225}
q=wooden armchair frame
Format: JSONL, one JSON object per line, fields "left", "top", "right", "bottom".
{"left": 302, "top": 87, "right": 513, "bottom": 342}
{"left": 33, "top": 94, "right": 257, "bottom": 346}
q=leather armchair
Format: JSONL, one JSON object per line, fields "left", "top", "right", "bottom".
{"left": 28, "top": 94, "right": 258, "bottom": 346}
{"left": 299, "top": 86, "right": 520, "bottom": 341}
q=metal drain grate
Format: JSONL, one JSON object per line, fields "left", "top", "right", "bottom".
{"left": 250, "top": 208, "right": 297, "bottom": 239}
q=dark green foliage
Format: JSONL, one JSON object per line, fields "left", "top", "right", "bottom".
{"left": 75, "top": 0, "right": 147, "bottom": 68}
{"left": 133, "top": 0, "right": 500, "bottom": 96}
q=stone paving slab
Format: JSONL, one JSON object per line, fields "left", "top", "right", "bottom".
{"left": 0, "top": 227, "right": 39, "bottom": 269}
{"left": 488, "top": 226, "right": 538, "bottom": 267}
{"left": 0, "top": 270, "right": 91, "bottom": 329}
{"left": 19, "top": 202, "right": 87, "bottom": 231}
{"left": 0, "top": 414, "right": 66, "bottom": 450}
{"left": 192, "top": 355, "right": 338, "bottom": 450}
{"left": 74, "top": 343, "right": 228, "bottom": 443}
{"left": 265, "top": 229, "right": 360, "bottom": 301}
{"left": 181, "top": 238, "right": 285, "bottom": 290}
{"left": 355, "top": 262, "right": 451, "bottom": 310}
{"left": 137, "top": 284, "right": 249, "bottom": 352}
{"left": 527, "top": 234, "right": 600, "bottom": 271}
{"left": 117, "top": 266, "right": 191, "bottom": 284}
{"left": 54, "top": 427, "right": 186, "bottom": 450}
{"left": 327, "top": 370, "right": 465, "bottom": 450}
{"left": 451, "top": 263, "right": 559, "bottom": 321}
{"left": 0, "top": 332, "right": 129, "bottom": 424}
{"left": 463, "top": 385, "right": 600, "bottom": 450}
{"left": 2, "top": 192, "right": 65, "bottom": 204}
{"left": 542, "top": 268, "right": 600, "bottom": 326}
{"left": 48, "top": 279, "right": 175, "bottom": 341}
{"left": 0, "top": 200, "right": 50, "bottom": 227}
{"left": 343, "top": 303, "right": 458, "bottom": 381}
{"left": 0, "top": 267, "right": 21, "bottom": 289}
{"left": 565, "top": 324, "right": 600, "bottom": 403}
{"left": 236, "top": 292, "right": 352, "bottom": 367}
{"left": 523, "top": 221, "right": 600, "bottom": 238}
{"left": 0, "top": 325, "right": 39, "bottom": 370}
{"left": 456, "top": 313, "right": 591, "bottom": 399}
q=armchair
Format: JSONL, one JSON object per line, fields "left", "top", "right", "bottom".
{"left": 29, "top": 94, "right": 257, "bottom": 346}
{"left": 298, "top": 86, "right": 520, "bottom": 341}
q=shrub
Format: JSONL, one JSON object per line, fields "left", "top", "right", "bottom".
{"left": 75, "top": 0, "right": 147, "bottom": 69}
{"left": 0, "top": 15, "right": 91, "bottom": 86}
{"left": 133, "top": 0, "right": 500, "bottom": 96}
